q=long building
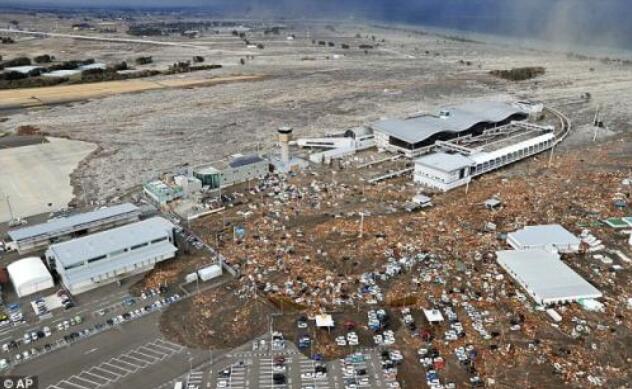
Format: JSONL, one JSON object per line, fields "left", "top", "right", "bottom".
{"left": 7, "top": 203, "right": 140, "bottom": 254}
{"left": 45, "top": 217, "right": 177, "bottom": 295}
{"left": 414, "top": 132, "right": 555, "bottom": 192}
{"left": 371, "top": 101, "right": 528, "bottom": 157}
{"left": 496, "top": 249, "right": 602, "bottom": 305}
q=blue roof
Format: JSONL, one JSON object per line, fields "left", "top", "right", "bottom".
{"left": 8, "top": 203, "right": 139, "bottom": 242}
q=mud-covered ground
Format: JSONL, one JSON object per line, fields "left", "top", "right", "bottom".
{"left": 1, "top": 16, "right": 632, "bottom": 203}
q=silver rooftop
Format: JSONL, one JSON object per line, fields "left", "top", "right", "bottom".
{"left": 496, "top": 249, "right": 602, "bottom": 302}
{"left": 415, "top": 152, "right": 474, "bottom": 172}
{"left": 508, "top": 224, "right": 580, "bottom": 248}
{"left": 47, "top": 216, "right": 174, "bottom": 268}
{"left": 371, "top": 101, "right": 525, "bottom": 144}
{"left": 8, "top": 203, "right": 140, "bottom": 242}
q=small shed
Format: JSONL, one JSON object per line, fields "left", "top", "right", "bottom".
{"left": 7, "top": 257, "right": 54, "bottom": 298}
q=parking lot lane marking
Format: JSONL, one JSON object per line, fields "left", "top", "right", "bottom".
{"left": 119, "top": 354, "right": 149, "bottom": 367}
{"left": 77, "top": 372, "right": 108, "bottom": 386}
{"left": 129, "top": 350, "right": 158, "bottom": 363}
{"left": 66, "top": 376, "right": 98, "bottom": 389}
{"left": 143, "top": 342, "right": 174, "bottom": 354}
{"left": 90, "top": 366, "right": 119, "bottom": 381}
{"left": 101, "top": 362, "right": 129, "bottom": 377}
{"left": 108, "top": 358, "right": 138, "bottom": 373}
{"left": 155, "top": 339, "right": 184, "bottom": 351}
{"left": 55, "top": 380, "right": 87, "bottom": 389}
{"left": 137, "top": 346, "right": 166, "bottom": 359}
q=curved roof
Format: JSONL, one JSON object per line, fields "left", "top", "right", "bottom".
{"left": 371, "top": 101, "right": 526, "bottom": 144}
{"left": 7, "top": 256, "right": 53, "bottom": 287}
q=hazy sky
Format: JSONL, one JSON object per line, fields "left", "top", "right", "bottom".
{"left": 3, "top": 0, "right": 631, "bottom": 50}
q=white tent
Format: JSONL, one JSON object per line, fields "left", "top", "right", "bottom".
{"left": 7, "top": 257, "right": 54, "bottom": 298}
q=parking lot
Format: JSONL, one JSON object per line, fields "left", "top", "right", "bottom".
{"left": 207, "top": 342, "right": 391, "bottom": 389}
{"left": 47, "top": 338, "right": 184, "bottom": 389}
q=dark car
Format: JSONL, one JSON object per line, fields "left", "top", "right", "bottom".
{"left": 272, "top": 373, "right": 286, "bottom": 385}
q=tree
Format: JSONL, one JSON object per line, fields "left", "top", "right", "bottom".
{"left": 34, "top": 54, "right": 52, "bottom": 64}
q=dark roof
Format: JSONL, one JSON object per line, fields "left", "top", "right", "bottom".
{"left": 228, "top": 155, "right": 265, "bottom": 168}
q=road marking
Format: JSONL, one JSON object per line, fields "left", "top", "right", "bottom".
{"left": 108, "top": 358, "right": 138, "bottom": 373}
{"left": 84, "top": 348, "right": 98, "bottom": 355}
{"left": 55, "top": 380, "right": 86, "bottom": 389}
{"left": 89, "top": 366, "right": 119, "bottom": 381}
{"left": 100, "top": 362, "right": 129, "bottom": 377}
{"left": 66, "top": 376, "right": 96, "bottom": 389}
{"left": 49, "top": 338, "right": 185, "bottom": 389}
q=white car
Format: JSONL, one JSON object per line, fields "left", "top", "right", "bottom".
{"left": 23, "top": 334, "right": 31, "bottom": 345}
{"left": 43, "top": 326, "right": 52, "bottom": 337}
{"left": 336, "top": 336, "right": 347, "bottom": 346}
{"left": 0, "top": 359, "right": 8, "bottom": 369}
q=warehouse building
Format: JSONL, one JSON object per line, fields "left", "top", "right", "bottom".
{"left": 371, "top": 101, "right": 528, "bottom": 157}
{"left": 496, "top": 249, "right": 602, "bottom": 305}
{"left": 7, "top": 257, "right": 55, "bottom": 298}
{"left": 193, "top": 154, "right": 269, "bottom": 190}
{"left": 507, "top": 224, "right": 581, "bottom": 253}
{"left": 45, "top": 217, "right": 177, "bottom": 295}
{"left": 7, "top": 203, "right": 141, "bottom": 254}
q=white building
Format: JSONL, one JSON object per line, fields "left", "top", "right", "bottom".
{"left": 413, "top": 152, "right": 474, "bottom": 191}
{"left": 496, "top": 249, "right": 602, "bottom": 305}
{"left": 300, "top": 127, "right": 376, "bottom": 165}
{"left": 45, "top": 217, "right": 177, "bottom": 295}
{"left": 507, "top": 224, "right": 581, "bottom": 253}
{"left": 414, "top": 132, "right": 556, "bottom": 192}
{"left": 7, "top": 257, "right": 54, "bottom": 298}
{"left": 174, "top": 175, "right": 203, "bottom": 196}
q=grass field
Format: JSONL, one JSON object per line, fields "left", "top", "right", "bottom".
{"left": 0, "top": 75, "right": 264, "bottom": 109}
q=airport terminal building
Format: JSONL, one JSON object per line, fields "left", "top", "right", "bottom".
{"left": 371, "top": 101, "right": 528, "bottom": 157}
{"left": 45, "top": 217, "right": 177, "bottom": 295}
